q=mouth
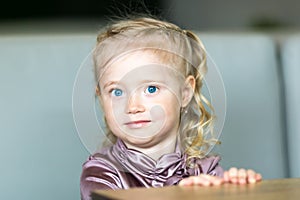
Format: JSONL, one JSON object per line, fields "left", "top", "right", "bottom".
{"left": 124, "top": 120, "right": 152, "bottom": 129}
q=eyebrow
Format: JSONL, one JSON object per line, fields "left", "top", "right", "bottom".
{"left": 140, "top": 79, "right": 167, "bottom": 86}
{"left": 102, "top": 79, "right": 168, "bottom": 90}
{"left": 103, "top": 81, "right": 119, "bottom": 89}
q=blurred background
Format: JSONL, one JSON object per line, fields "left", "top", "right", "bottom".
{"left": 1, "top": 0, "right": 300, "bottom": 33}
{"left": 1, "top": 0, "right": 300, "bottom": 200}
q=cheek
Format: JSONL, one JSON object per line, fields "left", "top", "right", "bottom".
{"left": 102, "top": 98, "right": 125, "bottom": 116}
{"left": 104, "top": 107, "right": 122, "bottom": 136}
{"left": 101, "top": 102, "right": 118, "bottom": 127}
{"left": 150, "top": 105, "right": 165, "bottom": 120}
{"left": 149, "top": 96, "right": 181, "bottom": 121}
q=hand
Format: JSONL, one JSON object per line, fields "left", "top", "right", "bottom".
{"left": 223, "top": 167, "right": 262, "bottom": 184}
{"left": 179, "top": 174, "right": 223, "bottom": 187}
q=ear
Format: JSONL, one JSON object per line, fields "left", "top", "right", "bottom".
{"left": 181, "top": 75, "right": 196, "bottom": 107}
{"left": 95, "top": 85, "right": 101, "bottom": 96}
{"left": 95, "top": 85, "right": 103, "bottom": 106}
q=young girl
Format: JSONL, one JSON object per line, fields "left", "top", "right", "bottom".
{"left": 80, "top": 16, "right": 261, "bottom": 200}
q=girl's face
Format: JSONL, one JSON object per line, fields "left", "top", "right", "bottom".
{"left": 99, "top": 51, "right": 193, "bottom": 149}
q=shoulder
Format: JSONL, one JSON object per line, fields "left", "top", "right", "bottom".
{"left": 82, "top": 152, "right": 116, "bottom": 173}
{"left": 81, "top": 141, "right": 129, "bottom": 172}
{"left": 80, "top": 150, "right": 123, "bottom": 199}
{"left": 81, "top": 147, "right": 123, "bottom": 181}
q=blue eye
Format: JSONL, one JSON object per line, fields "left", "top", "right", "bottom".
{"left": 146, "top": 86, "right": 157, "bottom": 94}
{"left": 112, "top": 89, "right": 123, "bottom": 96}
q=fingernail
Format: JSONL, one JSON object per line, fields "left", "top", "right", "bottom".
{"left": 239, "top": 179, "right": 246, "bottom": 184}
{"left": 249, "top": 178, "right": 256, "bottom": 184}
{"left": 179, "top": 180, "right": 186, "bottom": 186}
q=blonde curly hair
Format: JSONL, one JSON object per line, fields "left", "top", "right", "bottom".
{"left": 93, "top": 16, "right": 219, "bottom": 166}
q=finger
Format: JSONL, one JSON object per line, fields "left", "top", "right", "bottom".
{"left": 201, "top": 174, "right": 223, "bottom": 186}
{"left": 179, "top": 175, "right": 223, "bottom": 187}
{"left": 228, "top": 167, "right": 238, "bottom": 183}
{"left": 178, "top": 177, "right": 193, "bottom": 186}
{"left": 247, "top": 169, "right": 258, "bottom": 184}
{"left": 256, "top": 173, "right": 262, "bottom": 181}
{"left": 179, "top": 176, "right": 209, "bottom": 186}
{"left": 238, "top": 168, "right": 247, "bottom": 185}
{"left": 223, "top": 171, "right": 229, "bottom": 182}
{"left": 194, "top": 175, "right": 211, "bottom": 186}
{"left": 247, "top": 169, "right": 255, "bottom": 176}
{"left": 211, "top": 176, "right": 223, "bottom": 185}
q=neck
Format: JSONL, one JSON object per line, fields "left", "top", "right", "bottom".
{"left": 124, "top": 135, "right": 178, "bottom": 161}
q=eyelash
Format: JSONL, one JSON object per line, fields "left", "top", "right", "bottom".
{"left": 107, "top": 85, "right": 160, "bottom": 97}
{"left": 145, "top": 85, "right": 159, "bottom": 95}
{"left": 109, "top": 88, "right": 123, "bottom": 97}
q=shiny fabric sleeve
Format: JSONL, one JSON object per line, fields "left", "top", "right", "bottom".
{"left": 190, "top": 156, "right": 224, "bottom": 177}
{"left": 80, "top": 156, "right": 122, "bottom": 200}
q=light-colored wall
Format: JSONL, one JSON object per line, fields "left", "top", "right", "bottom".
{"left": 163, "top": 0, "right": 300, "bottom": 30}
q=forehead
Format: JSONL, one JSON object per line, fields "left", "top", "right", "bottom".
{"left": 99, "top": 51, "right": 184, "bottom": 84}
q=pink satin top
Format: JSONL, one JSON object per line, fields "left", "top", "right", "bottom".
{"left": 80, "top": 139, "right": 223, "bottom": 200}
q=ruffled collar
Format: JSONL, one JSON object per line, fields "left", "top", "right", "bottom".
{"left": 112, "top": 139, "right": 188, "bottom": 186}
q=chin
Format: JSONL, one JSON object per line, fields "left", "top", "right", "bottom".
{"left": 124, "top": 136, "right": 156, "bottom": 148}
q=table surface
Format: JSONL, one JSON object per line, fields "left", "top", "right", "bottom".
{"left": 92, "top": 178, "right": 300, "bottom": 200}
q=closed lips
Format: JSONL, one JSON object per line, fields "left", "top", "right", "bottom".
{"left": 124, "top": 120, "right": 152, "bottom": 129}
{"left": 125, "top": 120, "right": 151, "bottom": 125}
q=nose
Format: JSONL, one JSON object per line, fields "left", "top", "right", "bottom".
{"left": 126, "top": 92, "right": 145, "bottom": 114}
